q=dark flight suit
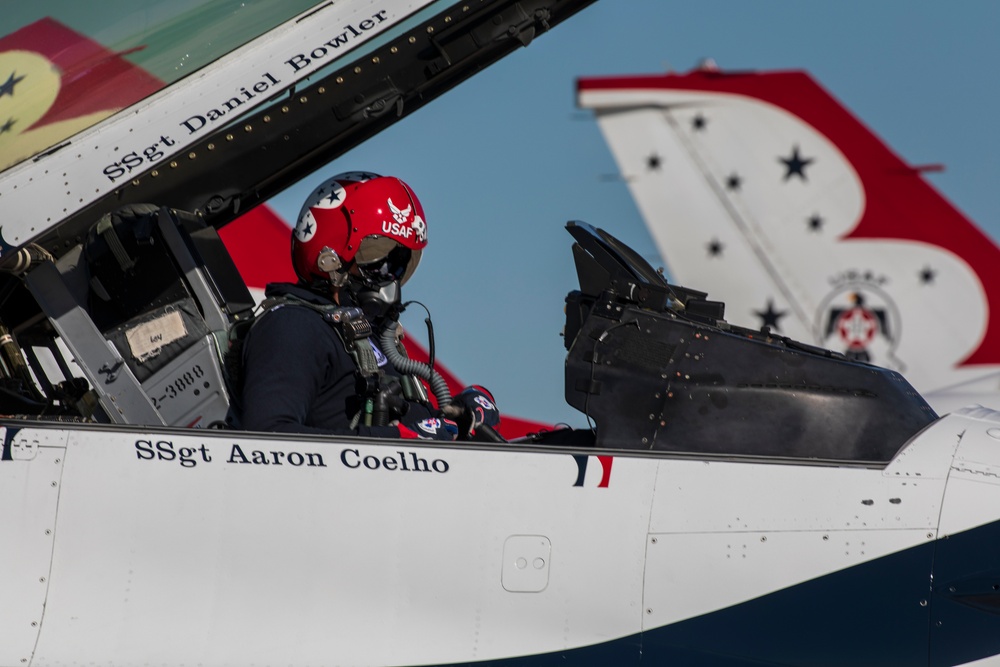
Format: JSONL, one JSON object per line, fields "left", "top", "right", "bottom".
{"left": 240, "top": 282, "right": 431, "bottom": 436}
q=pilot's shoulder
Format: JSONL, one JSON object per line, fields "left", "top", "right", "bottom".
{"left": 250, "top": 301, "right": 338, "bottom": 346}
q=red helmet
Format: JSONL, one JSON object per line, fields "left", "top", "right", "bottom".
{"left": 291, "top": 172, "right": 427, "bottom": 286}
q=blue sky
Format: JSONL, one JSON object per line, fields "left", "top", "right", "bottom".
{"left": 269, "top": 0, "right": 1000, "bottom": 427}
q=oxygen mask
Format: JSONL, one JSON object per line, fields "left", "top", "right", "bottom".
{"left": 350, "top": 237, "right": 420, "bottom": 321}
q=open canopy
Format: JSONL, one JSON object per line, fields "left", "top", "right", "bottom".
{"left": 0, "top": 0, "right": 596, "bottom": 257}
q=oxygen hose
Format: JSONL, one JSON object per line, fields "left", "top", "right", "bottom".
{"left": 379, "top": 319, "right": 452, "bottom": 408}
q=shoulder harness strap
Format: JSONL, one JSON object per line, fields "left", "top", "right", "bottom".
{"left": 257, "top": 294, "right": 381, "bottom": 377}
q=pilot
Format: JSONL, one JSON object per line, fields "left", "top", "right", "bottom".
{"left": 238, "top": 172, "right": 500, "bottom": 440}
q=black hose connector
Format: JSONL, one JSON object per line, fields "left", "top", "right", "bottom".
{"left": 371, "top": 384, "right": 408, "bottom": 426}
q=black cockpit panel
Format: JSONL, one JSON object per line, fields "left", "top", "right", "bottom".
{"left": 562, "top": 221, "right": 936, "bottom": 462}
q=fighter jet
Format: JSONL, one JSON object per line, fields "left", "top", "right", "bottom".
{"left": 1, "top": 5, "right": 999, "bottom": 666}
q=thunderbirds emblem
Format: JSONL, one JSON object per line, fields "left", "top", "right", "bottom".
{"left": 411, "top": 215, "right": 426, "bottom": 243}
{"left": 816, "top": 284, "right": 904, "bottom": 372}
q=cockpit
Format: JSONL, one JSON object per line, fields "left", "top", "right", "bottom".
{"left": 0, "top": 205, "right": 252, "bottom": 427}
{"left": 0, "top": 1, "right": 937, "bottom": 465}
{"left": 0, "top": 209, "right": 938, "bottom": 468}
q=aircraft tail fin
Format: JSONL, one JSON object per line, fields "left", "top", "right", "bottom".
{"left": 577, "top": 67, "right": 1000, "bottom": 402}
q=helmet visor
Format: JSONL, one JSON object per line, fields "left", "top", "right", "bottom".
{"left": 355, "top": 236, "right": 422, "bottom": 285}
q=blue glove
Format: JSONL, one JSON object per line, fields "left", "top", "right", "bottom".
{"left": 448, "top": 386, "right": 500, "bottom": 436}
{"left": 397, "top": 416, "right": 458, "bottom": 441}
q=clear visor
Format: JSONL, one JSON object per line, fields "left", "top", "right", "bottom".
{"left": 355, "top": 235, "right": 422, "bottom": 285}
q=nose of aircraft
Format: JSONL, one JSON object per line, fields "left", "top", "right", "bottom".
{"left": 930, "top": 406, "right": 1000, "bottom": 666}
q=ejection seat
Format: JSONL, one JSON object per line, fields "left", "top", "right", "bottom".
{"left": 25, "top": 204, "right": 255, "bottom": 427}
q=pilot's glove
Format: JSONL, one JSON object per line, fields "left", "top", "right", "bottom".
{"left": 444, "top": 385, "right": 501, "bottom": 437}
{"left": 397, "top": 416, "right": 459, "bottom": 441}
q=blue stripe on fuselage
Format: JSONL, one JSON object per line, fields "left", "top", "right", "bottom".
{"left": 431, "top": 519, "right": 1000, "bottom": 666}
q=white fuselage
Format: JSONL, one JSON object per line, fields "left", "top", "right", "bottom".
{"left": 3, "top": 406, "right": 1000, "bottom": 666}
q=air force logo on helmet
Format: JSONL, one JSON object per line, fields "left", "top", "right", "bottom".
{"left": 291, "top": 172, "right": 428, "bottom": 286}
{"left": 386, "top": 197, "right": 427, "bottom": 243}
